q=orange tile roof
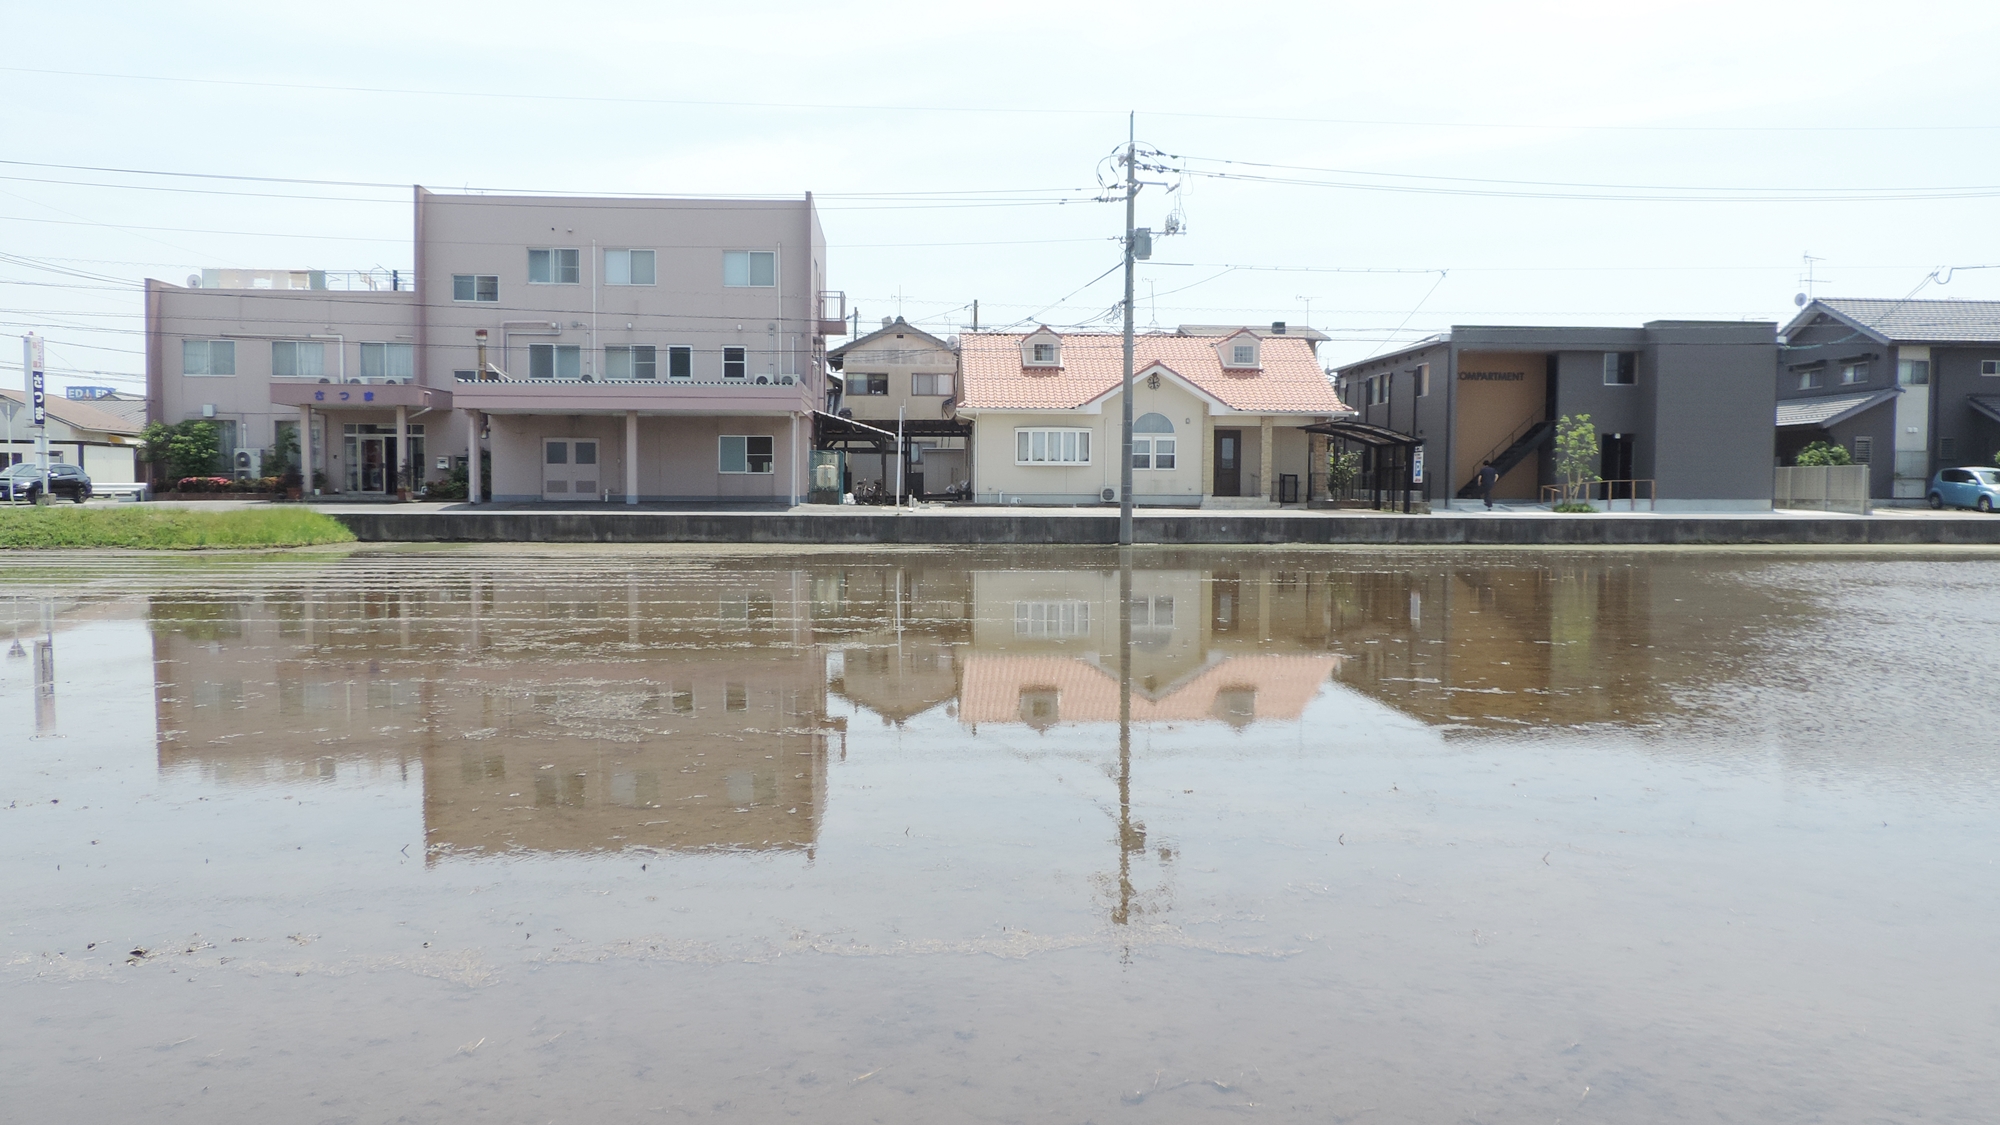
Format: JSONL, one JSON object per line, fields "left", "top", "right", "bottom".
{"left": 957, "top": 331, "right": 1351, "bottom": 415}
{"left": 959, "top": 652, "right": 1341, "bottom": 726}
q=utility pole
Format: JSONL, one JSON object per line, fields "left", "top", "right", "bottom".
{"left": 1119, "top": 113, "right": 1138, "bottom": 546}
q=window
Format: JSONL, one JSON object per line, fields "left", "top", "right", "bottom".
{"left": 453, "top": 274, "right": 499, "bottom": 302}
{"left": 182, "top": 339, "right": 235, "bottom": 376}
{"left": 1132, "top": 412, "right": 1176, "bottom": 470}
{"left": 911, "top": 372, "right": 953, "bottom": 396}
{"left": 271, "top": 340, "right": 324, "bottom": 378}
{"left": 605, "top": 345, "right": 656, "bottom": 379}
{"left": 718, "top": 434, "right": 775, "bottom": 474}
{"left": 528, "top": 344, "right": 582, "bottom": 379}
{"left": 723, "top": 346, "right": 747, "bottom": 379}
{"left": 723, "top": 250, "right": 776, "bottom": 288}
{"left": 1032, "top": 343, "right": 1057, "bottom": 364}
{"left": 1797, "top": 367, "right": 1825, "bottom": 390}
{"left": 1841, "top": 361, "right": 1870, "bottom": 385}
{"left": 847, "top": 373, "right": 888, "bottom": 395}
{"left": 1014, "top": 428, "right": 1091, "bottom": 464}
{"left": 1414, "top": 363, "right": 1430, "bottom": 396}
{"left": 668, "top": 346, "right": 693, "bottom": 379}
{"left": 528, "top": 248, "right": 581, "bottom": 284}
{"left": 604, "top": 249, "right": 655, "bottom": 286}
{"left": 358, "top": 342, "right": 414, "bottom": 381}
{"left": 1233, "top": 344, "right": 1256, "bottom": 365}
{"left": 1983, "top": 360, "right": 2000, "bottom": 376}
{"left": 1364, "top": 375, "right": 1388, "bottom": 405}
{"left": 1899, "top": 359, "right": 1931, "bottom": 385}
{"left": 1852, "top": 436, "right": 1872, "bottom": 463}
{"left": 1603, "top": 352, "right": 1637, "bottom": 385}
{"left": 1013, "top": 600, "right": 1091, "bottom": 638}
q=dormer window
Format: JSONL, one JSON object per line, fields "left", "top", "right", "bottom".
{"left": 1021, "top": 327, "right": 1062, "bottom": 368}
{"left": 1217, "top": 331, "right": 1260, "bottom": 370}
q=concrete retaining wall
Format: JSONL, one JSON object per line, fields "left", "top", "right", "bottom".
{"left": 327, "top": 509, "right": 2000, "bottom": 546}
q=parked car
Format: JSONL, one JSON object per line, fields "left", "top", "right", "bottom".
{"left": 1927, "top": 466, "right": 2000, "bottom": 512}
{"left": 0, "top": 462, "right": 92, "bottom": 503}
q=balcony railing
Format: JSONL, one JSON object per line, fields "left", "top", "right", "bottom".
{"left": 198, "top": 268, "right": 413, "bottom": 292}
{"left": 818, "top": 290, "right": 848, "bottom": 336}
{"left": 456, "top": 370, "right": 806, "bottom": 388}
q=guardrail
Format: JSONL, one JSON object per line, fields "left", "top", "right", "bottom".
{"left": 1540, "top": 479, "right": 1658, "bottom": 511}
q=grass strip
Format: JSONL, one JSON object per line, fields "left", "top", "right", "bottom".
{"left": 0, "top": 506, "right": 356, "bottom": 549}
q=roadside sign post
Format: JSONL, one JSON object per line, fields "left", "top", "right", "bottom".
{"left": 22, "top": 335, "right": 50, "bottom": 503}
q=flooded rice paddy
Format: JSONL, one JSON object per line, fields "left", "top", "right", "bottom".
{"left": 3, "top": 545, "right": 1998, "bottom": 1123}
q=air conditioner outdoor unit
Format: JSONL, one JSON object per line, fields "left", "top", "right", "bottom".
{"left": 778, "top": 375, "right": 796, "bottom": 385}
{"left": 755, "top": 375, "right": 770, "bottom": 385}
{"left": 1101, "top": 486, "right": 1117, "bottom": 502}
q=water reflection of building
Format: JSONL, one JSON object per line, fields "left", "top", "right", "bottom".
{"left": 820, "top": 562, "right": 971, "bottom": 725}
{"left": 962, "top": 568, "right": 1339, "bottom": 729}
{"left": 148, "top": 565, "right": 834, "bottom": 856}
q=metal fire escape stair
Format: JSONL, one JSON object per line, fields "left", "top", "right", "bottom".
{"left": 1455, "top": 418, "right": 1556, "bottom": 499}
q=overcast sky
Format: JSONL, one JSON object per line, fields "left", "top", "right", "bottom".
{"left": 7, "top": 0, "right": 2000, "bottom": 394}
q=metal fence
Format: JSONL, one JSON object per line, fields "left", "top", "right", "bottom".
{"left": 1774, "top": 465, "right": 1871, "bottom": 515}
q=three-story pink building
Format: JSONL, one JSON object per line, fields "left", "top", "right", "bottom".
{"left": 147, "top": 188, "right": 844, "bottom": 504}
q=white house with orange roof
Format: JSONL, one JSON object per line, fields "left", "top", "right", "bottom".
{"left": 955, "top": 323, "right": 1350, "bottom": 507}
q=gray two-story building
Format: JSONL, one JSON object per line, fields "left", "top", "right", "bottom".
{"left": 1776, "top": 298, "right": 2000, "bottom": 500}
{"left": 1334, "top": 321, "right": 1778, "bottom": 510}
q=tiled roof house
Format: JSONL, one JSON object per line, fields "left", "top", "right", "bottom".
{"left": 954, "top": 325, "right": 1350, "bottom": 507}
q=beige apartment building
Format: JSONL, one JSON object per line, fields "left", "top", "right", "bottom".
{"left": 146, "top": 188, "right": 844, "bottom": 503}
{"left": 822, "top": 316, "right": 970, "bottom": 498}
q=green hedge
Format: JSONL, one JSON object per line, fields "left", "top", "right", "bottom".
{"left": 0, "top": 506, "right": 356, "bottom": 549}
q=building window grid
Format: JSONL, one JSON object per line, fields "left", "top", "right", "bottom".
{"left": 182, "top": 339, "right": 236, "bottom": 376}
{"left": 1797, "top": 367, "right": 1825, "bottom": 391}
{"left": 1015, "top": 428, "right": 1092, "bottom": 465}
{"left": 604, "top": 345, "right": 657, "bottom": 380}
{"left": 453, "top": 274, "right": 500, "bottom": 302}
{"left": 718, "top": 434, "right": 775, "bottom": 474}
{"left": 528, "top": 343, "right": 582, "bottom": 380}
{"left": 723, "top": 347, "right": 747, "bottom": 380}
{"left": 604, "top": 249, "right": 656, "bottom": 286}
{"left": 528, "top": 248, "right": 581, "bottom": 285}
{"left": 1983, "top": 360, "right": 2000, "bottom": 376}
{"left": 911, "top": 372, "right": 954, "bottom": 396}
{"left": 271, "top": 340, "right": 325, "bottom": 378}
{"left": 358, "top": 342, "right": 414, "bottom": 381}
{"left": 1603, "top": 352, "right": 1637, "bottom": 385}
{"left": 668, "top": 346, "right": 693, "bottom": 379}
{"left": 1841, "top": 361, "right": 1870, "bottom": 385}
{"left": 723, "top": 250, "right": 776, "bottom": 288}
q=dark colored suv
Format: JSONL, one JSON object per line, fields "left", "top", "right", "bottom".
{"left": 0, "top": 462, "right": 93, "bottom": 503}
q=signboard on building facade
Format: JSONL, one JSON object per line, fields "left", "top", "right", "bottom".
{"left": 66, "top": 385, "right": 116, "bottom": 400}
{"left": 1411, "top": 444, "right": 1425, "bottom": 484}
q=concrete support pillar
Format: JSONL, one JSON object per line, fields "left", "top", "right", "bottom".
{"left": 1259, "top": 416, "right": 1275, "bottom": 501}
{"left": 466, "top": 410, "right": 482, "bottom": 505}
{"left": 394, "top": 405, "right": 408, "bottom": 499}
{"left": 298, "top": 405, "right": 313, "bottom": 497}
{"left": 788, "top": 414, "right": 799, "bottom": 508}
{"left": 625, "top": 410, "right": 639, "bottom": 505}
{"left": 1201, "top": 413, "right": 1215, "bottom": 499}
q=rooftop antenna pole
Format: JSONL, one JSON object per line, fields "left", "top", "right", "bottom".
{"left": 1119, "top": 113, "right": 1138, "bottom": 546}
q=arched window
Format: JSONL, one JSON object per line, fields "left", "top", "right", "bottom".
{"left": 1131, "top": 413, "right": 1177, "bottom": 470}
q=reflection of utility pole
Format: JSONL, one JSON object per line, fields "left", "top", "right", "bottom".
{"left": 1113, "top": 552, "right": 1142, "bottom": 945}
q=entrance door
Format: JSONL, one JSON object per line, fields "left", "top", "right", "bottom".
{"left": 1213, "top": 429, "right": 1241, "bottom": 496}
{"left": 358, "top": 436, "right": 390, "bottom": 493}
{"left": 543, "top": 438, "right": 600, "bottom": 501}
{"left": 1600, "top": 433, "right": 1634, "bottom": 500}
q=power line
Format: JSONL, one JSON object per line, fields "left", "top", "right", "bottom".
{"left": 6, "top": 66, "right": 1998, "bottom": 133}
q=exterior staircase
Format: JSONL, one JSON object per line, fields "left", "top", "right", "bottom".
{"left": 1456, "top": 418, "right": 1555, "bottom": 499}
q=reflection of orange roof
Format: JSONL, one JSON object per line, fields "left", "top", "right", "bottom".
{"left": 959, "top": 653, "right": 1339, "bottom": 726}
{"left": 957, "top": 332, "right": 1348, "bottom": 413}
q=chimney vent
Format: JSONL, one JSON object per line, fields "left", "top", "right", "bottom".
{"left": 1271, "top": 321, "right": 1287, "bottom": 334}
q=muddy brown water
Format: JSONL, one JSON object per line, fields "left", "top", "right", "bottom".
{"left": 3, "top": 546, "right": 1997, "bottom": 1123}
